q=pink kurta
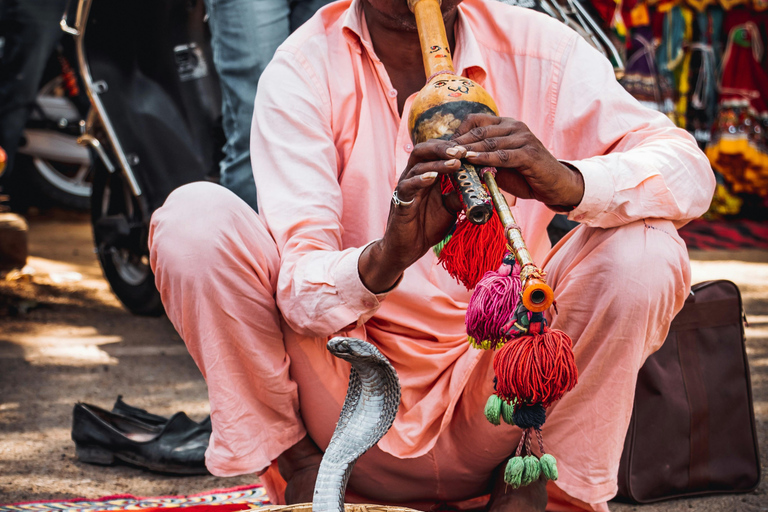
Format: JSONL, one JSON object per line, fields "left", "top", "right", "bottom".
{"left": 149, "top": 0, "right": 714, "bottom": 509}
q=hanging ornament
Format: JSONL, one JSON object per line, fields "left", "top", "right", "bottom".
{"left": 490, "top": 312, "right": 577, "bottom": 487}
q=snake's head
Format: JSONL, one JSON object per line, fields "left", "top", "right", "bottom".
{"left": 327, "top": 337, "right": 384, "bottom": 365}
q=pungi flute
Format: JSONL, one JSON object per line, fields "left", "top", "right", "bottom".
{"left": 406, "top": 0, "right": 554, "bottom": 313}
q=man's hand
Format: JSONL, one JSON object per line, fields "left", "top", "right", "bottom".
{"left": 452, "top": 114, "right": 584, "bottom": 210}
{"left": 358, "top": 140, "right": 463, "bottom": 294}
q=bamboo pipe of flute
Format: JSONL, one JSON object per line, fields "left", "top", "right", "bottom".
{"left": 407, "top": 0, "right": 554, "bottom": 313}
{"left": 408, "top": 0, "right": 454, "bottom": 77}
{"left": 482, "top": 171, "right": 554, "bottom": 313}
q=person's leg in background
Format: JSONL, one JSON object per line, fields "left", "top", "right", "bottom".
{"left": 0, "top": 0, "right": 69, "bottom": 198}
{"left": 203, "top": 0, "right": 291, "bottom": 211}
{"left": 203, "top": 0, "right": 335, "bottom": 211}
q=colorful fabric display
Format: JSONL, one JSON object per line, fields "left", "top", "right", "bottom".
{"left": 706, "top": 9, "right": 768, "bottom": 198}
{"left": 608, "top": 0, "right": 768, "bottom": 212}
{"left": 620, "top": 26, "right": 673, "bottom": 112}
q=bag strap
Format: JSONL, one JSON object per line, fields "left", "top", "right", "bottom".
{"left": 671, "top": 298, "right": 740, "bottom": 331}
{"left": 677, "top": 329, "right": 710, "bottom": 489}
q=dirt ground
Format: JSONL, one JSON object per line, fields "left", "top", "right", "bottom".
{"left": 0, "top": 210, "right": 766, "bottom": 510}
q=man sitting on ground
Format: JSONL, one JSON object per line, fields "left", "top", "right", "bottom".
{"left": 148, "top": 0, "right": 715, "bottom": 509}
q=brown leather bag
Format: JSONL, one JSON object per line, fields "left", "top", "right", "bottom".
{"left": 616, "top": 280, "right": 761, "bottom": 503}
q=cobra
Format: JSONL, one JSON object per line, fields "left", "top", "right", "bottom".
{"left": 312, "top": 337, "right": 402, "bottom": 512}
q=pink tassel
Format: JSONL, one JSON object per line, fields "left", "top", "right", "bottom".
{"left": 466, "top": 254, "right": 522, "bottom": 350}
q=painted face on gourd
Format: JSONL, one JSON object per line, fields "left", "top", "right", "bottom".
{"left": 408, "top": 73, "right": 499, "bottom": 144}
{"left": 433, "top": 77, "right": 474, "bottom": 97}
{"left": 429, "top": 44, "right": 449, "bottom": 60}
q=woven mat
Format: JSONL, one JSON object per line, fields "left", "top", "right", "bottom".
{"left": 0, "top": 484, "right": 269, "bottom": 511}
{"left": 679, "top": 219, "right": 768, "bottom": 250}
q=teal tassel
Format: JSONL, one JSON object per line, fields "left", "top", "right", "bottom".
{"left": 540, "top": 453, "right": 558, "bottom": 481}
{"left": 520, "top": 455, "right": 541, "bottom": 487}
{"left": 501, "top": 400, "right": 515, "bottom": 425}
{"left": 484, "top": 394, "right": 502, "bottom": 426}
{"left": 504, "top": 456, "right": 525, "bottom": 488}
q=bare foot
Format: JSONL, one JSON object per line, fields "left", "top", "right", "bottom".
{"left": 487, "top": 462, "right": 547, "bottom": 512}
{"left": 277, "top": 435, "right": 323, "bottom": 504}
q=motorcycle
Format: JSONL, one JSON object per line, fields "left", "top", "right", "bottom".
{"left": 62, "top": 0, "right": 223, "bottom": 316}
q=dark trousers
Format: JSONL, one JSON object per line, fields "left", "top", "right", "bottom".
{"left": 0, "top": 0, "right": 69, "bottom": 184}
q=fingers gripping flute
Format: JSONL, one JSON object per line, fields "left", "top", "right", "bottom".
{"left": 406, "top": 0, "right": 578, "bottom": 488}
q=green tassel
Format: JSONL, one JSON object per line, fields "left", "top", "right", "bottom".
{"left": 468, "top": 336, "right": 492, "bottom": 350}
{"left": 504, "top": 456, "right": 525, "bottom": 488}
{"left": 520, "top": 455, "right": 541, "bottom": 487}
{"left": 432, "top": 234, "right": 452, "bottom": 258}
{"left": 501, "top": 400, "right": 515, "bottom": 425}
{"left": 484, "top": 394, "right": 502, "bottom": 425}
{"left": 540, "top": 453, "right": 558, "bottom": 481}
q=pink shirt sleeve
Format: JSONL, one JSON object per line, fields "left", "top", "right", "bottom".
{"left": 251, "top": 48, "right": 387, "bottom": 338}
{"left": 552, "top": 35, "right": 715, "bottom": 229}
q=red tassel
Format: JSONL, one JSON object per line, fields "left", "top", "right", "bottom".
{"left": 440, "top": 174, "right": 455, "bottom": 195}
{"left": 436, "top": 174, "right": 506, "bottom": 289}
{"left": 438, "top": 211, "right": 506, "bottom": 289}
{"left": 493, "top": 323, "right": 578, "bottom": 408}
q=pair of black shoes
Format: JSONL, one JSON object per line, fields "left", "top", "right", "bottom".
{"left": 72, "top": 397, "right": 211, "bottom": 475}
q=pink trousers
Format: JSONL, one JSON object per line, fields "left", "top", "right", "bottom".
{"left": 149, "top": 183, "right": 691, "bottom": 511}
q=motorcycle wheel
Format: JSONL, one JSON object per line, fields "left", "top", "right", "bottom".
{"left": 16, "top": 76, "right": 92, "bottom": 210}
{"left": 16, "top": 153, "right": 91, "bottom": 210}
{"left": 91, "top": 163, "right": 164, "bottom": 316}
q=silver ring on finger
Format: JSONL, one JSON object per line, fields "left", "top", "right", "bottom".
{"left": 392, "top": 189, "right": 415, "bottom": 207}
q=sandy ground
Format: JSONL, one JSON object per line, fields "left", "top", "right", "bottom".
{"left": 0, "top": 210, "right": 765, "bottom": 510}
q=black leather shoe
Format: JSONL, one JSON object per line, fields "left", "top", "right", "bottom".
{"left": 72, "top": 403, "right": 210, "bottom": 475}
{"left": 112, "top": 396, "right": 212, "bottom": 431}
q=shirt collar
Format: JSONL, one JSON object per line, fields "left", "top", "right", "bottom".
{"left": 342, "top": 0, "right": 489, "bottom": 85}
